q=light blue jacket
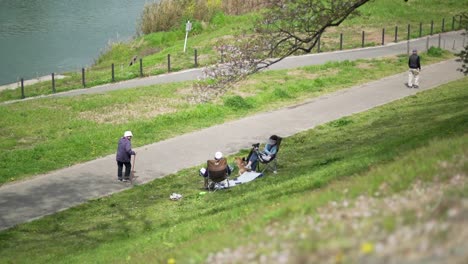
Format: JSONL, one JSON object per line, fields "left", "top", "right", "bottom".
{"left": 263, "top": 143, "right": 277, "bottom": 156}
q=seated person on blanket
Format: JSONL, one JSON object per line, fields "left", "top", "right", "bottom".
{"left": 199, "top": 151, "right": 233, "bottom": 179}
{"left": 245, "top": 135, "right": 278, "bottom": 171}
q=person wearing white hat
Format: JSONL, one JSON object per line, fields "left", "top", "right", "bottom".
{"left": 116, "top": 131, "right": 136, "bottom": 182}
{"left": 199, "top": 151, "right": 232, "bottom": 185}
{"left": 214, "top": 151, "right": 223, "bottom": 160}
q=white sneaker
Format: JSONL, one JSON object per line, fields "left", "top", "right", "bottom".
{"left": 245, "top": 164, "right": 251, "bottom": 170}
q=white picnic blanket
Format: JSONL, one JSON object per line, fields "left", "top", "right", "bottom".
{"left": 228, "top": 171, "right": 263, "bottom": 186}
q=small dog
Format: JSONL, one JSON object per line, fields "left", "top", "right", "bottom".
{"left": 234, "top": 156, "right": 249, "bottom": 175}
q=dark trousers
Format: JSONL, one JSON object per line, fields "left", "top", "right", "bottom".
{"left": 248, "top": 151, "right": 260, "bottom": 171}
{"left": 117, "top": 161, "right": 132, "bottom": 179}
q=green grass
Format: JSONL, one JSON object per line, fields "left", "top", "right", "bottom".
{"left": 0, "top": 50, "right": 454, "bottom": 184}
{"left": 0, "top": 0, "right": 465, "bottom": 102}
{"left": 0, "top": 76, "right": 466, "bottom": 263}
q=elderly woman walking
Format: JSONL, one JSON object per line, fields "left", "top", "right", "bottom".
{"left": 116, "top": 131, "right": 136, "bottom": 182}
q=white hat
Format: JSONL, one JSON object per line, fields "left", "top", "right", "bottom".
{"left": 124, "top": 131, "right": 133, "bottom": 137}
{"left": 214, "top": 151, "right": 223, "bottom": 160}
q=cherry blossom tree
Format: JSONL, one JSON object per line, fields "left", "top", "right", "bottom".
{"left": 191, "top": 0, "right": 372, "bottom": 102}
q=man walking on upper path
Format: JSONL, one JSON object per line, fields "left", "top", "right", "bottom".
{"left": 408, "top": 49, "right": 421, "bottom": 88}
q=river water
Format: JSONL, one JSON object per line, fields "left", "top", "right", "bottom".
{"left": 0, "top": 0, "right": 153, "bottom": 85}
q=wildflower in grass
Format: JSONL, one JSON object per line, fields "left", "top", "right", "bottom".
{"left": 360, "top": 242, "right": 374, "bottom": 254}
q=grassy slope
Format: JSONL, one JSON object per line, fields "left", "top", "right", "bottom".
{"left": 0, "top": 0, "right": 466, "bottom": 261}
{"left": 0, "top": 77, "right": 466, "bottom": 263}
{"left": 0, "top": 0, "right": 465, "bottom": 101}
{"left": 0, "top": 50, "right": 454, "bottom": 184}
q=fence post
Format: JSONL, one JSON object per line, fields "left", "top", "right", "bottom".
{"left": 139, "top": 58, "right": 143, "bottom": 77}
{"left": 167, "top": 54, "right": 171, "bottom": 72}
{"left": 81, "top": 68, "right": 85, "bottom": 88}
{"left": 419, "top": 22, "right": 422, "bottom": 38}
{"left": 361, "top": 31, "right": 365, "bottom": 47}
{"left": 430, "top": 20, "right": 434, "bottom": 35}
{"left": 394, "top": 26, "right": 398, "bottom": 43}
{"left": 111, "top": 63, "right": 115, "bottom": 82}
{"left": 340, "top": 33, "right": 343, "bottom": 50}
{"left": 221, "top": 49, "right": 224, "bottom": 63}
{"left": 406, "top": 24, "right": 410, "bottom": 55}
{"left": 194, "top": 49, "right": 198, "bottom": 67}
{"left": 426, "top": 36, "right": 429, "bottom": 51}
{"left": 442, "top": 18, "right": 445, "bottom": 32}
{"left": 381, "top": 28, "right": 385, "bottom": 45}
{"left": 407, "top": 24, "right": 410, "bottom": 40}
{"left": 438, "top": 33, "right": 441, "bottom": 48}
{"left": 452, "top": 16, "right": 455, "bottom": 30}
{"left": 21, "top": 78, "right": 25, "bottom": 99}
{"left": 52, "top": 73, "right": 56, "bottom": 93}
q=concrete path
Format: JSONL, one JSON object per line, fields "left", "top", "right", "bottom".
{"left": 2, "top": 30, "right": 465, "bottom": 105}
{"left": 0, "top": 33, "right": 466, "bottom": 230}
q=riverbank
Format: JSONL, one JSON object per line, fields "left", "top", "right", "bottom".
{"left": 1, "top": 0, "right": 465, "bottom": 102}
{"left": 0, "top": 74, "right": 67, "bottom": 92}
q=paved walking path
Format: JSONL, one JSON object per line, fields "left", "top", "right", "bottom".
{"left": 0, "top": 32, "right": 466, "bottom": 230}
{"left": 2, "top": 31, "right": 464, "bottom": 105}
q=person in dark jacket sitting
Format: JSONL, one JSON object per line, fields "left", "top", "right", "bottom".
{"left": 116, "top": 131, "right": 136, "bottom": 182}
{"left": 408, "top": 49, "right": 421, "bottom": 88}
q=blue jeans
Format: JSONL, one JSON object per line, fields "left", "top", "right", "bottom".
{"left": 248, "top": 152, "right": 260, "bottom": 171}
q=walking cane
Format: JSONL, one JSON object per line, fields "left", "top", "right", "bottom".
{"left": 130, "top": 154, "right": 136, "bottom": 184}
